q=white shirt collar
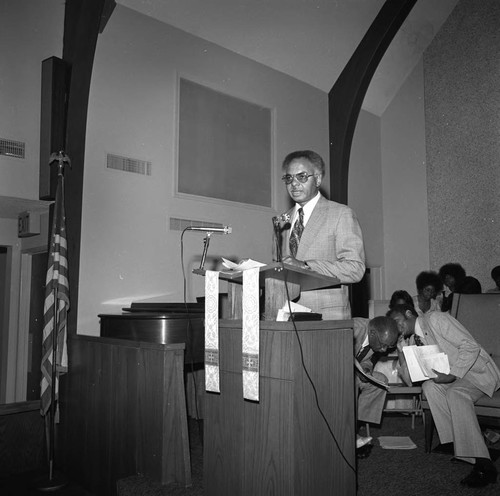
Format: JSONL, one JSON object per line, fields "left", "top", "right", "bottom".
{"left": 415, "top": 320, "right": 425, "bottom": 339}
{"left": 293, "top": 192, "right": 320, "bottom": 226}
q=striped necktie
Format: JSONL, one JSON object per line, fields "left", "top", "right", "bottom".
{"left": 289, "top": 208, "right": 304, "bottom": 258}
{"left": 414, "top": 334, "right": 424, "bottom": 346}
{"left": 356, "top": 345, "right": 370, "bottom": 362}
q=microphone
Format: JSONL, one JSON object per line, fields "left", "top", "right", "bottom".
{"left": 272, "top": 212, "right": 291, "bottom": 225}
{"left": 186, "top": 225, "right": 232, "bottom": 234}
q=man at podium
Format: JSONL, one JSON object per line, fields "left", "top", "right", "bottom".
{"left": 280, "top": 150, "right": 365, "bottom": 319}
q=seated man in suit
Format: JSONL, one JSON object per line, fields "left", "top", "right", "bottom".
{"left": 280, "top": 150, "right": 365, "bottom": 319}
{"left": 353, "top": 316, "right": 399, "bottom": 457}
{"left": 388, "top": 304, "right": 500, "bottom": 488}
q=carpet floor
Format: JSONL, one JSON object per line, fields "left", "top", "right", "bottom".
{"left": 117, "top": 414, "right": 500, "bottom": 496}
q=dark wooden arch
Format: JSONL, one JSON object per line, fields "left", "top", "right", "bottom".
{"left": 59, "top": 0, "right": 115, "bottom": 334}
{"left": 329, "top": 0, "right": 417, "bottom": 204}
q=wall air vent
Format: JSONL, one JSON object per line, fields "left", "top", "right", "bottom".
{"left": 106, "top": 153, "right": 151, "bottom": 176}
{"left": 170, "top": 217, "right": 224, "bottom": 232}
{"left": 0, "top": 138, "right": 25, "bottom": 159}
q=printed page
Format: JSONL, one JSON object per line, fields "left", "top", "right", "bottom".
{"left": 402, "top": 346, "right": 428, "bottom": 382}
{"left": 378, "top": 436, "right": 417, "bottom": 450}
{"left": 354, "top": 359, "right": 389, "bottom": 390}
{"left": 403, "top": 345, "right": 449, "bottom": 382}
{"left": 420, "top": 352, "right": 450, "bottom": 377}
{"left": 413, "top": 345, "right": 441, "bottom": 378}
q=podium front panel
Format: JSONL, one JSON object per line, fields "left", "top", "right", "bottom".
{"left": 203, "top": 320, "right": 356, "bottom": 496}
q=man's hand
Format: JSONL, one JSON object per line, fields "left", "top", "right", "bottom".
{"left": 372, "top": 371, "right": 389, "bottom": 385}
{"left": 282, "top": 255, "right": 308, "bottom": 270}
{"left": 396, "top": 335, "right": 406, "bottom": 353}
{"left": 431, "top": 369, "right": 456, "bottom": 384}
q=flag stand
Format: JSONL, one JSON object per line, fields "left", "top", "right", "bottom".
{"left": 36, "top": 286, "right": 67, "bottom": 492}
{"left": 35, "top": 151, "right": 70, "bottom": 492}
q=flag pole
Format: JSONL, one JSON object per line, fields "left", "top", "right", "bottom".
{"left": 36, "top": 151, "right": 70, "bottom": 492}
{"left": 48, "top": 284, "right": 59, "bottom": 482}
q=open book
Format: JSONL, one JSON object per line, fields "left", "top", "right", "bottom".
{"left": 354, "top": 359, "right": 389, "bottom": 390}
{"left": 402, "top": 344, "right": 450, "bottom": 383}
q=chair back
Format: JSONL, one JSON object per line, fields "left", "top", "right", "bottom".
{"left": 450, "top": 293, "right": 500, "bottom": 366}
{"left": 368, "top": 299, "right": 390, "bottom": 319}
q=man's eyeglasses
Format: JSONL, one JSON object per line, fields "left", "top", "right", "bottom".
{"left": 281, "top": 172, "right": 315, "bottom": 185}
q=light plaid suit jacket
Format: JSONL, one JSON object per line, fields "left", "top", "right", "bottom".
{"left": 282, "top": 195, "right": 365, "bottom": 319}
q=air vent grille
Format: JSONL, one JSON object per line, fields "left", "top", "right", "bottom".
{"left": 0, "top": 138, "right": 25, "bottom": 159}
{"left": 170, "top": 217, "right": 224, "bottom": 231}
{"left": 107, "top": 153, "right": 151, "bottom": 176}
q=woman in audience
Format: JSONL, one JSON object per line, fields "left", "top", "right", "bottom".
{"left": 458, "top": 276, "right": 482, "bottom": 294}
{"left": 388, "top": 290, "right": 414, "bottom": 310}
{"left": 413, "top": 270, "right": 443, "bottom": 315}
{"left": 439, "top": 263, "right": 466, "bottom": 312}
{"left": 486, "top": 265, "right": 500, "bottom": 293}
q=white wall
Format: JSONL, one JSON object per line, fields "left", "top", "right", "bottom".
{"left": 380, "top": 60, "right": 429, "bottom": 298}
{"left": 0, "top": 0, "right": 64, "bottom": 199}
{"left": 350, "top": 72, "right": 430, "bottom": 302}
{"left": 349, "top": 109, "right": 383, "bottom": 269}
{"left": 78, "top": 6, "right": 329, "bottom": 334}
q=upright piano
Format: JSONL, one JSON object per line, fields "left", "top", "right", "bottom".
{"left": 99, "top": 301, "right": 205, "bottom": 363}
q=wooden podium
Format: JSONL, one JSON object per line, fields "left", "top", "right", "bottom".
{"left": 194, "top": 261, "right": 342, "bottom": 320}
{"left": 196, "top": 264, "right": 356, "bottom": 495}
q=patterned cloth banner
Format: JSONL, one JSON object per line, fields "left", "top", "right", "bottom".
{"left": 40, "top": 172, "right": 70, "bottom": 417}
{"left": 204, "top": 270, "right": 220, "bottom": 393}
{"left": 242, "top": 267, "right": 260, "bottom": 401}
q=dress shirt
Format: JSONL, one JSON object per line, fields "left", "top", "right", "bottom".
{"left": 291, "top": 192, "right": 320, "bottom": 228}
{"left": 414, "top": 320, "right": 428, "bottom": 344}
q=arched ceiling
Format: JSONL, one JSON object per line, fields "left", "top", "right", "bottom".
{"left": 117, "top": 0, "right": 458, "bottom": 116}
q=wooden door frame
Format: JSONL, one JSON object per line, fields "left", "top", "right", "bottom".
{"left": 16, "top": 247, "right": 48, "bottom": 402}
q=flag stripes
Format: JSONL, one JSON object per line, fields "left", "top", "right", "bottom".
{"left": 40, "top": 173, "right": 69, "bottom": 416}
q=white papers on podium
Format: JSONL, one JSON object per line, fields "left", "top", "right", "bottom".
{"left": 221, "top": 257, "right": 266, "bottom": 271}
{"left": 378, "top": 436, "right": 417, "bottom": 450}
{"left": 402, "top": 345, "right": 450, "bottom": 383}
{"left": 276, "top": 301, "right": 312, "bottom": 321}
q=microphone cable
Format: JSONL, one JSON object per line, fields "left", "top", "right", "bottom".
{"left": 281, "top": 261, "right": 356, "bottom": 475}
{"left": 180, "top": 227, "right": 202, "bottom": 429}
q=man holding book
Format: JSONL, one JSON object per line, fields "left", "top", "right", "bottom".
{"left": 388, "top": 304, "right": 500, "bottom": 488}
{"left": 353, "top": 316, "right": 399, "bottom": 457}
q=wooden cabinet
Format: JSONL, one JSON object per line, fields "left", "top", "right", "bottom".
{"left": 204, "top": 320, "right": 356, "bottom": 496}
{"left": 62, "top": 336, "right": 191, "bottom": 495}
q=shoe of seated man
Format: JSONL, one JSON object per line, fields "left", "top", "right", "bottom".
{"left": 460, "top": 459, "right": 498, "bottom": 488}
{"left": 356, "top": 435, "right": 372, "bottom": 449}
{"left": 356, "top": 435, "right": 373, "bottom": 459}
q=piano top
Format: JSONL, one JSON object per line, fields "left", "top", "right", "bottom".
{"left": 120, "top": 301, "right": 204, "bottom": 314}
{"left": 99, "top": 309, "right": 204, "bottom": 362}
{"left": 99, "top": 312, "right": 203, "bottom": 320}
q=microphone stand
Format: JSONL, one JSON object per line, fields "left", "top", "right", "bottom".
{"left": 272, "top": 217, "right": 283, "bottom": 263}
{"left": 199, "top": 232, "right": 213, "bottom": 270}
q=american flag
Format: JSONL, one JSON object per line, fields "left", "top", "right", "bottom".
{"left": 40, "top": 171, "right": 70, "bottom": 416}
